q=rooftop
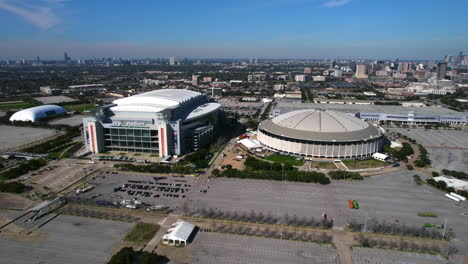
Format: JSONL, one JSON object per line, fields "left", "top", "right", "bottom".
{"left": 276, "top": 102, "right": 464, "bottom": 116}
{"left": 260, "top": 109, "right": 383, "bottom": 142}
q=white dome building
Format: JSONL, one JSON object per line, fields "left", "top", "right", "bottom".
{"left": 257, "top": 109, "right": 385, "bottom": 159}
{"left": 9, "top": 105, "right": 67, "bottom": 122}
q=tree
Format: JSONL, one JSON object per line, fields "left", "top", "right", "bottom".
{"left": 107, "top": 247, "right": 134, "bottom": 264}
{"left": 136, "top": 252, "right": 161, "bottom": 264}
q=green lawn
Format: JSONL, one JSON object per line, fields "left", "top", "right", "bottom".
{"left": 64, "top": 103, "right": 96, "bottom": 112}
{"left": 0, "top": 101, "right": 33, "bottom": 110}
{"left": 265, "top": 153, "right": 304, "bottom": 166}
{"left": 124, "top": 223, "right": 160, "bottom": 243}
{"left": 342, "top": 158, "right": 387, "bottom": 169}
{"left": 310, "top": 161, "right": 337, "bottom": 170}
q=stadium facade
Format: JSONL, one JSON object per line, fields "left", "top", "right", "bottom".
{"left": 257, "top": 109, "right": 385, "bottom": 159}
{"left": 82, "top": 89, "right": 220, "bottom": 157}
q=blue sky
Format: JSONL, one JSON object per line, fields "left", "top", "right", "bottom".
{"left": 0, "top": 0, "right": 468, "bottom": 59}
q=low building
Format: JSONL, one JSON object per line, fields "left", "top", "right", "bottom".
{"left": 433, "top": 176, "right": 468, "bottom": 191}
{"left": 238, "top": 138, "right": 262, "bottom": 150}
{"left": 295, "top": 75, "right": 311, "bottom": 82}
{"left": 162, "top": 221, "right": 196, "bottom": 246}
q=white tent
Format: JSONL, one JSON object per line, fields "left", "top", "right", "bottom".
{"left": 372, "top": 152, "right": 388, "bottom": 161}
{"left": 162, "top": 221, "right": 195, "bottom": 246}
{"left": 238, "top": 138, "right": 262, "bottom": 150}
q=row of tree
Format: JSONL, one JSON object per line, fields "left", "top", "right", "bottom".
{"left": 244, "top": 156, "right": 294, "bottom": 171}
{"left": 441, "top": 169, "right": 468, "bottom": 180}
{"left": 0, "top": 159, "right": 46, "bottom": 180}
{"left": 356, "top": 234, "right": 458, "bottom": 258}
{"left": 114, "top": 163, "right": 192, "bottom": 174}
{"left": 414, "top": 144, "right": 431, "bottom": 167}
{"left": 106, "top": 247, "right": 164, "bottom": 264}
{"left": 207, "top": 223, "right": 332, "bottom": 243}
{"left": 213, "top": 167, "right": 330, "bottom": 184}
{"left": 0, "top": 181, "right": 31, "bottom": 193}
{"left": 187, "top": 208, "right": 333, "bottom": 229}
{"left": 328, "top": 170, "right": 363, "bottom": 180}
{"left": 427, "top": 178, "right": 468, "bottom": 198}
{"left": 347, "top": 218, "right": 453, "bottom": 240}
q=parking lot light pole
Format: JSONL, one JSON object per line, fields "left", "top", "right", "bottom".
{"left": 363, "top": 212, "right": 368, "bottom": 233}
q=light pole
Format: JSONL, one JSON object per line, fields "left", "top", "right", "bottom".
{"left": 363, "top": 212, "right": 369, "bottom": 232}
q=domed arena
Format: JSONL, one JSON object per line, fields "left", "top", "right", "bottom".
{"left": 257, "top": 109, "right": 385, "bottom": 159}
{"left": 9, "top": 105, "right": 67, "bottom": 123}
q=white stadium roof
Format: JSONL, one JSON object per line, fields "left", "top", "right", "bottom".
{"left": 9, "top": 105, "right": 66, "bottom": 122}
{"left": 112, "top": 89, "right": 202, "bottom": 113}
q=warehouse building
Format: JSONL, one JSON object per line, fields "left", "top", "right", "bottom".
{"left": 257, "top": 109, "right": 385, "bottom": 159}
{"left": 82, "top": 89, "right": 220, "bottom": 157}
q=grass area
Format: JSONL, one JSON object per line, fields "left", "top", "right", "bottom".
{"left": 342, "top": 158, "right": 387, "bottom": 169}
{"left": 64, "top": 103, "right": 96, "bottom": 112}
{"left": 124, "top": 223, "right": 160, "bottom": 243}
{"left": 265, "top": 153, "right": 304, "bottom": 166}
{"left": 0, "top": 101, "right": 33, "bottom": 110}
{"left": 310, "top": 161, "right": 337, "bottom": 170}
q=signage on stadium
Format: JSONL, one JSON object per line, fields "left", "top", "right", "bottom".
{"left": 112, "top": 121, "right": 146, "bottom": 127}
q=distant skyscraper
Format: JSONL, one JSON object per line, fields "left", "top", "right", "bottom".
{"left": 64, "top": 52, "right": 71, "bottom": 64}
{"left": 436, "top": 62, "right": 447, "bottom": 79}
{"left": 255, "top": 57, "right": 258, "bottom": 64}
{"left": 397, "top": 62, "right": 412, "bottom": 72}
{"left": 36, "top": 56, "right": 40, "bottom": 62}
{"left": 169, "top": 57, "right": 175, "bottom": 66}
{"left": 192, "top": 75, "right": 200, "bottom": 86}
{"left": 249, "top": 57, "right": 253, "bottom": 64}
{"left": 356, "top": 64, "right": 368, "bottom": 79}
{"left": 330, "top": 60, "right": 336, "bottom": 69}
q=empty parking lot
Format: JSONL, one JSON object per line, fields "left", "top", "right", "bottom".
{"left": 0, "top": 214, "right": 132, "bottom": 264}
{"left": 160, "top": 232, "right": 337, "bottom": 264}
{"left": 0, "top": 125, "right": 57, "bottom": 150}
{"left": 191, "top": 171, "right": 468, "bottom": 241}
{"left": 352, "top": 247, "right": 447, "bottom": 264}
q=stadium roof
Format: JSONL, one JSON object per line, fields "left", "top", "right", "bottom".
{"left": 276, "top": 102, "right": 464, "bottom": 116}
{"left": 111, "top": 89, "right": 202, "bottom": 113}
{"left": 9, "top": 105, "right": 66, "bottom": 122}
{"left": 259, "top": 109, "right": 383, "bottom": 142}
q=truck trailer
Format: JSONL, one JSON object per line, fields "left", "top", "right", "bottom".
{"left": 445, "top": 193, "right": 461, "bottom": 203}
{"left": 450, "top": 192, "right": 466, "bottom": 202}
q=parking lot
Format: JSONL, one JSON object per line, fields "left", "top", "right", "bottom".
{"left": 49, "top": 114, "right": 85, "bottom": 126}
{"left": 218, "top": 97, "right": 264, "bottom": 117}
{"left": 23, "top": 159, "right": 98, "bottom": 192}
{"left": 388, "top": 128, "right": 468, "bottom": 148}
{"left": 191, "top": 171, "right": 468, "bottom": 242}
{"left": 352, "top": 247, "right": 447, "bottom": 264}
{"left": 34, "top": 95, "right": 76, "bottom": 104}
{"left": 0, "top": 125, "right": 58, "bottom": 151}
{"left": 0, "top": 214, "right": 132, "bottom": 264}
{"left": 387, "top": 128, "right": 468, "bottom": 171}
{"left": 76, "top": 172, "right": 198, "bottom": 211}
{"left": 159, "top": 232, "right": 337, "bottom": 264}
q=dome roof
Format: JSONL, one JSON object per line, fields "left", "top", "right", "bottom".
{"left": 272, "top": 109, "right": 369, "bottom": 133}
{"left": 9, "top": 105, "right": 67, "bottom": 122}
{"left": 259, "top": 109, "right": 383, "bottom": 142}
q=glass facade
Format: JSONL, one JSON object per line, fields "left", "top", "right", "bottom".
{"left": 104, "top": 127, "right": 159, "bottom": 153}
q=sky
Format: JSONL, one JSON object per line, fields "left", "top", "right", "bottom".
{"left": 0, "top": 0, "right": 468, "bottom": 60}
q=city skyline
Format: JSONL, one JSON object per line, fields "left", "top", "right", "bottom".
{"left": 1, "top": 0, "right": 468, "bottom": 60}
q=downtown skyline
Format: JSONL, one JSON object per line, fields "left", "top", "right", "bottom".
{"left": 1, "top": 0, "right": 468, "bottom": 60}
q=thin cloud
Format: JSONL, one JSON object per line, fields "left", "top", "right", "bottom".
{"left": 0, "top": 0, "right": 61, "bottom": 29}
{"left": 323, "top": 0, "right": 351, "bottom": 7}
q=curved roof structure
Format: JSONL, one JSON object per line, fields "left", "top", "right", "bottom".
{"left": 112, "top": 89, "right": 202, "bottom": 113}
{"left": 9, "top": 105, "right": 66, "bottom": 122}
{"left": 259, "top": 109, "right": 383, "bottom": 142}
